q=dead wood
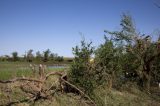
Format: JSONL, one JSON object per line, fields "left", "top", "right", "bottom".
{"left": 0, "top": 70, "right": 96, "bottom": 106}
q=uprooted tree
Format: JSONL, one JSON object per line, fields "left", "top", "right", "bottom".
{"left": 0, "top": 64, "right": 96, "bottom": 106}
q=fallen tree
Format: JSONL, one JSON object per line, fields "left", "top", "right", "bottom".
{"left": 0, "top": 65, "right": 96, "bottom": 106}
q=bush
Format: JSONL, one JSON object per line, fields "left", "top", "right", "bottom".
{"left": 68, "top": 39, "right": 95, "bottom": 95}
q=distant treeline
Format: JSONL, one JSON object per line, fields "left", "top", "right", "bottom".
{"left": 0, "top": 49, "right": 73, "bottom": 63}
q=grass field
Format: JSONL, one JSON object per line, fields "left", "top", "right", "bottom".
{"left": 0, "top": 62, "right": 160, "bottom": 106}
{"left": 0, "top": 61, "right": 66, "bottom": 80}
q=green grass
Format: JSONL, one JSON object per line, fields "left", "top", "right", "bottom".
{"left": 0, "top": 62, "right": 30, "bottom": 80}
{"left": 0, "top": 61, "right": 159, "bottom": 106}
{"left": 92, "top": 86, "right": 160, "bottom": 106}
{"left": 0, "top": 61, "right": 67, "bottom": 80}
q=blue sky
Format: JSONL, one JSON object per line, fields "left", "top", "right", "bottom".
{"left": 0, "top": 0, "right": 160, "bottom": 57}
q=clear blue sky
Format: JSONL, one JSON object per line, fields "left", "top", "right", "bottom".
{"left": 0, "top": 0, "right": 160, "bottom": 57}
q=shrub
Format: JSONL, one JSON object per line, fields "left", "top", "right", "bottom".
{"left": 68, "top": 39, "right": 95, "bottom": 95}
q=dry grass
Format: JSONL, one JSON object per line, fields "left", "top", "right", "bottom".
{"left": 0, "top": 62, "right": 160, "bottom": 106}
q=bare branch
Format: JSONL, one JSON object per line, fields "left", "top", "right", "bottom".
{"left": 0, "top": 71, "right": 96, "bottom": 105}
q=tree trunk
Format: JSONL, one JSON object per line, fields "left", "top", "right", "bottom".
{"left": 143, "top": 74, "right": 151, "bottom": 93}
{"left": 143, "top": 63, "right": 151, "bottom": 93}
{"left": 108, "top": 71, "right": 115, "bottom": 90}
{"left": 108, "top": 78, "right": 112, "bottom": 90}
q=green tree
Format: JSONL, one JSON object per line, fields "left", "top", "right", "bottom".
{"left": 69, "top": 39, "right": 95, "bottom": 95}
{"left": 43, "top": 49, "right": 51, "bottom": 62}
{"left": 36, "top": 51, "right": 42, "bottom": 61}
{"left": 50, "top": 53, "right": 55, "bottom": 61}
{"left": 95, "top": 13, "right": 137, "bottom": 89}
{"left": 127, "top": 36, "right": 160, "bottom": 92}
{"left": 55, "top": 56, "right": 64, "bottom": 62}
{"left": 104, "top": 13, "right": 160, "bottom": 92}
{"left": 105, "top": 13, "right": 136, "bottom": 46}
{"left": 27, "top": 49, "right": 33, "bottom": 62}
{"left": 12, "top": 52, "right": 19, "bottom": 61}
{"left": 50, "top": 53, "right": 58, "bottom": 61}
{"left": 95, "top": 36, "right": 122, "bottom": 89}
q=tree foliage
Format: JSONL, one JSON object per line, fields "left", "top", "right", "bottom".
{"left": 12, "top": 52, "right": 19, "bottom": 61}
{"left": 69, "top": 39, "right": 95, "bottom": 94}
{"left": 26, "top": 49, "right": 33, "bottom": 62}
{"left": 69, "top": 13, "right": 160, "bottom": 94}
{"left": 102, "top": 13, "right": 160, "bottom": 92}
{"left": 36, "top": 51, "right": 42, "bottom": 61}
{"left": 43, "top": 49, "right": 51, "bottom": 62}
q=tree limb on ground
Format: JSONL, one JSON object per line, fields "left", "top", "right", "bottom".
{"left": 0, "top": 71, "right": 96, "bottom": 106}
